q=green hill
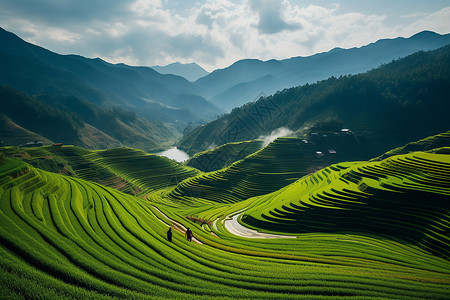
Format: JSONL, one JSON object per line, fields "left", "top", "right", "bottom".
{"left": 0, "top": 145, "right": 200, "bottom": 196}
{"left": 179, "top": 45, "right": 450, "bottom": 157}
{"left": 0, "top": 85, "right": 174, "bottom": 151}
{"left": 186, "top": 139, "right": 263, "bottom": 172}
{"left": 241, "top": 150, "right": 450, "bottom": 258}
{"left": 1, "top": 150, "right": 450, "bottom": 298}
{"left": 372, "top": 130, "right": 450, "bottom": 161}
{"left": 168, "top": 136, "right": 362, "bottom": 204}
{"left": 0, "top": 115, "right": 53, "bottom": 147}
{"left": 2, "top": 129, "right": 450, "bottom": 298}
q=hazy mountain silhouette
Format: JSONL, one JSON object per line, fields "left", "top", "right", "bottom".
{"left": 195, "top": 31, "right": 450, "bottom": 111}
{"left": 152, "top": 62, "right": 209, "bottom": 82}
{"left": 2, "top": 27, "right": 450, "bottom": 153}
{"left": 0, "top": 27, "right": 222, "bottom": 134}
{"left": 0, "top": 85, "right": 172, "bottom": 151}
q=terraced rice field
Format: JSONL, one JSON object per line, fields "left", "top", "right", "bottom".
{"left": 241, "top": 151, "right": 450, "bottom": 259}
{"left": 167, "top": 137, "right": 328, "bottom": 204}
{"left": 372, "top": 130, "right": 450, "bottom": 161}
{"left": 1, "top": 146, "right": 200, "bottom": 196}
{"left": 1, "top": 145, "right": 450, "bottom": 299}
{"left": 186, "top": 139, "right": 263, "bottom": 172}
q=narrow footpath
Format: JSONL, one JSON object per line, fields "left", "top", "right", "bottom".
{"left": 223, "top": 212, "right": 296, "bottom": 239}
{"left": 151, "top": 206, "right": 203, "bottom": 245}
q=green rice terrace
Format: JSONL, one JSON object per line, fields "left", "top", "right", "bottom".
{"left": 165, "top": 137, "right": 335, "bottom": 205}
{"left": 185, "top": 139, "right": 264, "bottom": 172}
{"left": 0, "top": 146, "right": 200, "bottom": 196}
{"left": 1, "top": 134, "right": 450, "bottom": 299}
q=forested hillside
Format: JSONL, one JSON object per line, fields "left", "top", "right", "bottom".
{"left": 195, "top": 31, "right": 450, "bottom": 111}
{"left": 0, "top": 86, "right": 173, "bottom": 151}
{"left": 186, "top": 140, "right": 263, "bottom": 172}
{"left": 179, "top": 45, "right": 450, "bottom": 157}
{"left": 372, "top": 130, "right": 450, "bottom": 161}
{"left": 0, "top": 27, "right": 221, "bottom": 136}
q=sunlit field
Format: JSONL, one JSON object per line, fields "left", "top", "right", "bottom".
{"left": 1, "top": 143, "right": 449, "bottom": 299}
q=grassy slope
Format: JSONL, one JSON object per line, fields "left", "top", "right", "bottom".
{"left": 0, "top": 85, "right": 176, "bottom": 152}
{"left": 0, "top": 146, "right": 200, "bottom": 196}
{"left": 167, "top": 137, "right": 346, "bottom": 204}
{"left": 0, "top": 115, "right": 54, "bottom": 146}
{"left": 1, "top": 158, "right": 449, "bottom": 299}
{"left": 239, "top": 150, "right": 450, "bottom": 258}
{"left": 186, "top": 139, "right": 263, "bottom": 172}
{"left": 372, "top": 130, "right": 450, "bottom": 161}
{"left": 179, "top": 45, "right": 450, "bottom": 156}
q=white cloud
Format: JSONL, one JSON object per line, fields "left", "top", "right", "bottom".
{"left": 399, "top": 7, "right": 450, "bottom": 36}
{"left": 401, "top": 12, "right": 428, "bottom": 19}
{"left": 260, "top": 127, "right": 294, "bottom": 147}
{"left": 250, "top": 0, "right": 301, "bottom": 34}
{"left": 0, "top": 1, "right": 449, "bottom": 71}
{"left": 129, "top": 0, "right": 162, "bottom": 15}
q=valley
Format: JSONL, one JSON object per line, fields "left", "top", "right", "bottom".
{"left": 1, "top": 27, "right": 450, "bottom": 153}
{"left": 1, "top": 26, "right": 450, "bottom": 299}
{"left": 0, "top": 130, "right": 449, "bottom": 299}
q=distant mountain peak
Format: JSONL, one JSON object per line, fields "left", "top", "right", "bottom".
{"left": 328, "top": 47, "right": 345, "bottom": 53}
{"left": 152, "top": 62, "right": 209, "bottom": 82}
{"left": 411, "top": 30, "right": 440, "bottom": 38}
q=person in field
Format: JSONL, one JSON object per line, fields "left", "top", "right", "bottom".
{"left": 185, "top": 227, "right": 193, "bottom": 242}
{"left": 167, "top": 227, "right": 172, "bottom": 242}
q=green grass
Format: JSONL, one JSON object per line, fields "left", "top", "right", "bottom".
{"left": 241, "top": 151, "right": 450, "bottom": 259}
{"left": 0, "top": 145, "right": 200, "bottom": 196}
{"left": 372, "top": 130, "right": 450, "bottom": 161}
{"left": 0, "top": 139, "right": 450, "bottom": 299}
{"left": 186, "top": 139, "right": 264, "bottom": 172}
{"left": 166, "top": 137, "right": 332, "bottom": 204}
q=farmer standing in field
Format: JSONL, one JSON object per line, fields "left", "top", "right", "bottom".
{"left": 167, "top": 227, "right": 172, "bottom": 242}
{"left": 185, "top": 227, "right": 193, "bottom": 241}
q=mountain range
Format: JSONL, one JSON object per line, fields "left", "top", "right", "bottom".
{"left": 193, "top": 31, "right": 450, "bottom": 111}
{"left": 1, "top": 27, "right": 450, "bottom": 152}
{"left": 179, "top": 45, "right": 450, "bottom": 157}
{"left": 0, "top": 27, "right": 221, "bottom": 133}
{"left": 0, "top": 86, "right": 173, "bottom": 151}
{"left": 152, "top": 62, "right": 209, "bottom": 82}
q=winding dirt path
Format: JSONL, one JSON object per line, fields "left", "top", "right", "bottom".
{"left": 152, "top": 205, "right": 294, "bottom": 241}
{"left": 223, "top": 212, "right": 296, "bottom": 239}
{"left": 151, "top": 206, "right": 203, "bottom": 245}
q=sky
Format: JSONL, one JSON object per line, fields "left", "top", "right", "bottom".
{"left": 1, "top": 0, "right": 449, "bottom": 71}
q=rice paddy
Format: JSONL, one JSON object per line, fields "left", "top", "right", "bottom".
{"left": 1, "top": 141, "right": 450, "bottom": 299}
{"left": 166, "top": 137, "right": 330, "bottom": 204}
{"left": 241, "top": 151, "right": 450, "bottom": 259}
{"left": 186, "top": 139, "right": 264, "bottom": 172}
{"left": 0, "top": 145, "right": 200, "bottom": 196}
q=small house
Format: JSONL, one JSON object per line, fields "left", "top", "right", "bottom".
{"left": 341, "top": 129, "right": 353, "bottom": 134}
{"left": 24, "top": 141, "right": 43, "bottom": 147}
